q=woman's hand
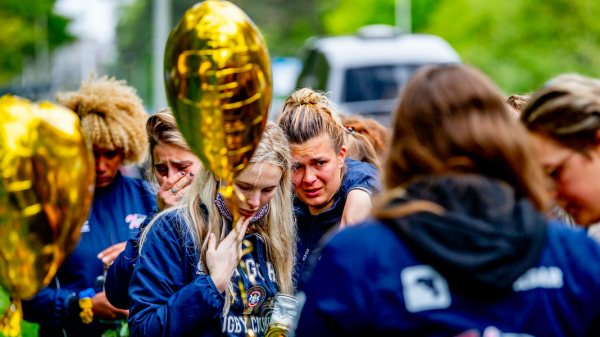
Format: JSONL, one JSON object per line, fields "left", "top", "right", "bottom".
{"left": 91, "top": 292, "right": 129, "bottom": 320}
{"left": 340, "top": 189, "right": 372, "bottom": 229}
{"left": 97, "top": 242, "right": 127, "bottom": 264}
{"left": 157, "top": 172, "right": 194, "bottom": 210}
{"left": 206, "top": 216, "right": 250, "bottom": 293}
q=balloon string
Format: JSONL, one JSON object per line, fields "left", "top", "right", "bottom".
{"left": 0, "top": 297, "right": 21, "bottom": 337}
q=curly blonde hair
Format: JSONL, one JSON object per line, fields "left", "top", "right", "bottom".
{"left": 57, "top": 75, "right": 148, "bottom": 164}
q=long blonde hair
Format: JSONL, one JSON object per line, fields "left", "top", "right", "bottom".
{"left": 145, "top": 107, "right": 191, "bottom": 186}
{"left": 140, "top": 122, "right": 296, "bottom": 314}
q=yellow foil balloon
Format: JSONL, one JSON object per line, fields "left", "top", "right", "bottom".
{"left": 165, "top": 0, "right": 272, "bottom": 183}
{"left": 0, "top": 95, "right": 95, "bottom": 336}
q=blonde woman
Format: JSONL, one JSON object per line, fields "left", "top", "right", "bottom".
{"left": 277, "top": 89, "right": 382, "bottom": 289}
{"left": 128, "top": 122, "right": 296, "bottom": 337}
{"left": 105, "top": 108, "right": 202, "bottom": 309}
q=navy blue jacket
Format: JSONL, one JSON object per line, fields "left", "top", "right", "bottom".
{"left": 128, "top": 208, "right": 278, "bottom": 337}
{"left": 105, "top": 207, "right": 160, "bottom": 309}
{"left": 23, "top": 172, "right": 156, "bottom": 337}
{"left": 298, "top": 221, "right": 600, "bottom": 337}
{"left": 297, "top": 175, "right": 600, "bottom": 337}
{"left": 294, "top": 158, "right": 381, "bottom": 288}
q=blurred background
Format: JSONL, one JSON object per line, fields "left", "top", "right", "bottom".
{"left": 2, "top": 0, "right": 600, "bottom": 335}
{"left": 2, "top": 0, "right": 600, "bottom": 122}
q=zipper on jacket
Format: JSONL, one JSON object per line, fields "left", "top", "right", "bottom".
{"left": 302, "top": 248, "right": 310, "bottom": 261}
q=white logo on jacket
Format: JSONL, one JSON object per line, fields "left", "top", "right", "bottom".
{"left": 401, "top": 265, "right": 451, "bottom": 313}
{"left": 80, "top": 221, "right": 90, "bottom": 233}
{"left": 512, "top": 266, "right": 563, "bottom": 292}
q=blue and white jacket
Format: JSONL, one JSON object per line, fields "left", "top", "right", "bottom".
{"left": 105, "top": 207, "right": 160, "bottom": 309}
{"left": 22, "top": 172, "right": 156, "bottom": 337}
{"left": 128, "top": 206, "right": 278, "bottom": 337}
{"left": 297, "top": 175, "right": 600, "bottom": 337}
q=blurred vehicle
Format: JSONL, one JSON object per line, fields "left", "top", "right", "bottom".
{"left": 269, "top": 57, "right": 303, "bottom": 120}
{"left": 296, "top": 24, "right": 461, "bottom": 126}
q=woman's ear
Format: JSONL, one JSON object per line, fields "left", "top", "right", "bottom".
{"left": 339, "top": 146, "right": 347, "bottom": 167}
{"left": 213, "top": 174, "right": 219, "bottom": 182}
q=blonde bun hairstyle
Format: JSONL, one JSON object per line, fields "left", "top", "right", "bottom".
{"left": 277, "top": 88, "right": 346, "bottom": 152}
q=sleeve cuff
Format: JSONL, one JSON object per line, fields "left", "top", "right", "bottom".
{"left": 66, "top": 292, "right": 81, "bottom": 322}
{"left": 204, "top": 275, "right": 226, "bottom": 302}
{"left": 348, "top": 186, "right": 373, "bottom": 196}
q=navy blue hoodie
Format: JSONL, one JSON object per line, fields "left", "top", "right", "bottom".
{"left": 22, "top": 172, "right": 156, "bottom": 337}
{"left": 293, "top": 158, "right": 381, "bottom": 289}
{"left": 105, "top": 207, "right": 160, "bottom": 309}
{"left": 128, "top": 206, "right": 279, "bottom": 337}
{"left": 297, "top": 175, "right": 600, "bottom": 337}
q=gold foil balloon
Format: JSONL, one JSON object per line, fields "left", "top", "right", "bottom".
{"left": 0, "top": 95, "right": 95, "bottom": 336}
{"left": 164, "top": 0, "right": 272, "bottom": 185}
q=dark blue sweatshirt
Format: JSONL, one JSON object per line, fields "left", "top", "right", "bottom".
{"left": 297, "top": 175, "right": 600, "bottom": 337}
{"left": 294, "top": 158, "right": 381, "bottom": 289}
{"left": 22, "top": 172, "right": 156, "bottom": 337}
{"left": 105, "top": 207, "right": 160, "bottom": 310}
{"left": 128, "top": 207, "right": 279, "bottom": 337}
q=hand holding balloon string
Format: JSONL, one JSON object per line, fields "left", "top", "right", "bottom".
{"left": 207, "top": 216, "right": 251, "bottom": 293}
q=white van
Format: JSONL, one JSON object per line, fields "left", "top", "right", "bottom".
{"left": 296, "top": 25, "right": 461, "bottom": 126}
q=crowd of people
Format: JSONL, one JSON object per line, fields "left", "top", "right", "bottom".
{"left": 17, "top": 63, "right": 600, "bottom": 337}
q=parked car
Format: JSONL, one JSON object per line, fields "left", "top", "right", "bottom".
{"left": 296, "top": 25, "right": 461, "bottom": 126}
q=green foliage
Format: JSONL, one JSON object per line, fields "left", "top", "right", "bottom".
{"left": 419, "top": 0, "right": 600, "bottom": 94}
{"left": 114, "top": 0, "right": 600, "bottom": 98}
{"left": 0, "top": 288, "right": 39, "bottom": 337}
{"left": 321, "top": 0, "right": 394, "bottom": 35}
{"left": 0, "top": 0, "right": 74, "bottom": 84}
{"left": 113, "top": 0, "right": 328, "bottom": 103}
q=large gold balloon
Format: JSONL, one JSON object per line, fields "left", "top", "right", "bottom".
{"left": 164, "top": 0, "right": 272, "bottom": 183}
{"left": 0, "top": 95, "right": 95, "bottom": 336}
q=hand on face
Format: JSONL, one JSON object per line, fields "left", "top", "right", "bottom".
{"left": 290, "top": 133, "right": 346, "bottom": 215}
{"left": 206, "top": 216, "right": 250, "bottom": 293}
{"left": 153, "top": 144, "right": 202, "bottom": 210}
{"left": 157, "top": 171, "right": 194, "bottom": 210}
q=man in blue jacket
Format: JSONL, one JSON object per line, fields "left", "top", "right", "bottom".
{"left": 23, "top": 76, "right": 156, "bottom": 336}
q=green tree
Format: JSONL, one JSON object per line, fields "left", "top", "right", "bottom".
{"left": 419, "top": 0, "right": 600, "bottom": 94}
{"left": 113, "top": 0, "right": 329, "bottom": 104}
{"left": 0, "top": 0, "right": 73, "bottom": 84}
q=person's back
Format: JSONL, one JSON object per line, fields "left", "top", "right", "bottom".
{"left": 296, "top": 65, "right": 600, "bottom": 336}
{"left": 297, "top": 175, "right": 600, "bottom": 336}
